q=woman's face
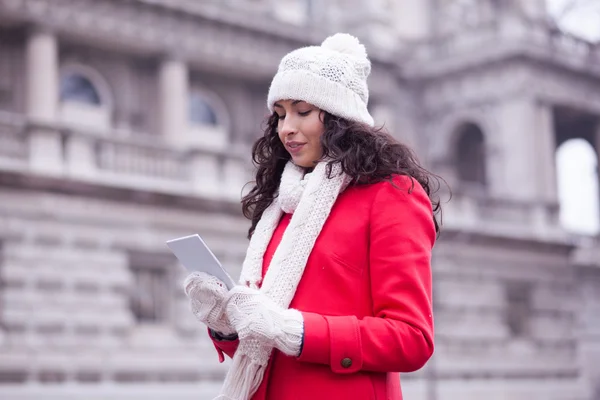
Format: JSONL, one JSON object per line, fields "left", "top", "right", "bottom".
{"left": 274, "top": 100, "right": 325, "bottom": 168}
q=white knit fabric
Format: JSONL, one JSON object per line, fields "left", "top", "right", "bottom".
{"left": 267, "top": 33, "right": 374, "bottom": 127}
{"left": 216, "top": 161, "right": 349, "bottom": 400}
{"left": 184, "top": 272, "right": 234, "bottom": 336}
{"left": 225, "top": 285, "right": 304, "bottom": 357}
{"left": 277, "top": 163, "right": 310, "bottom": 214}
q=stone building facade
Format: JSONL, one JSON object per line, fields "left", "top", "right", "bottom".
{"left": 0, "top": 0, "right": 599, "bottom": 399}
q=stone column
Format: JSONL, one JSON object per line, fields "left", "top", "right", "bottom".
{"left": 26, "top": 29, "right": 58, "bottom": 121}
{"left": 492, "top": 98, "right": 562, "bottom": 234}
{"left": 531, "top": 101, "right": 560, "bottom": 233}
{"left": 576, "top": 255, "right": 600, "bottom": 400}
{"left": 492, "top": 97, "right": 539, "bottom": 200}
{"left": 158, "top": 58, "right": 189, "bottom": 147}
{"left": 65, "top": 134, "right": 96, "bottom": 178}
{"left": 534, "top": 101, "right": 558, "bottom": 202}
{"left": 25, "top": 27, "right": 63, "bottom": 174}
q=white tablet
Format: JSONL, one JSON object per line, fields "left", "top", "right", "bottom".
{"left": 166, "top": 234, "right": 236, "bottom": 290}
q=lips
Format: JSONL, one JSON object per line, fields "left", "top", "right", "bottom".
{"left": 286, "top": 141, "right": 306, "bottom": 154}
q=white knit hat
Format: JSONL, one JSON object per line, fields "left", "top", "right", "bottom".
{"left": 267, "top": 33, "right": 374, "bottom": 127}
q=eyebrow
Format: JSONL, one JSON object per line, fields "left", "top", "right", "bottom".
{"left": 273, "top": 100, "right": 305, "bottom": 109}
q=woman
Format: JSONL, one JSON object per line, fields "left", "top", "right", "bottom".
{"left": 184, "top": 33, "right": 442, "bottom": 400}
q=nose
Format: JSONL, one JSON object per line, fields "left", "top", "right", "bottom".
{"left": 279, "top": 116, "right": 297, "bottom": 137}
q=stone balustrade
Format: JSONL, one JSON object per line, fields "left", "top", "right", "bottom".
{"left": 0, "top": 113, "right": 28, "bottom": 171}
{"left": 410, "top": 17, "right": 600, "bottom": 73}
{"left": 443, "top": 189, "right": 562, "bottom": 239}
{"left": 0, "top": 112, "right": 252, "bottom": 203}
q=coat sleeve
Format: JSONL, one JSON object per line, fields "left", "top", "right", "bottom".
{"left": 297, "top": 176, "right": 436, "bottom": 373}
{"left": 208, "top": 328, "right": 240, "bottom": 363}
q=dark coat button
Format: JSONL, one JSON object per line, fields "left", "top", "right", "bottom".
{"left": 341, "top": 358, "right": 352, "bottom": 368}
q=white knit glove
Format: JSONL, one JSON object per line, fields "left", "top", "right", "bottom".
{"left": 184, "top": 272, "right": 235, "bottom": 336}
{"left": 225, "top": 286, "right": 304, "bottom": 357}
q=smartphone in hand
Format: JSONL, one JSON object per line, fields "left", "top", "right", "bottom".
{"left": 166, "top": 234, "right": 236, "bottom": 290}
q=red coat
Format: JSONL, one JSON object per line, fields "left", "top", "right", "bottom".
{"left": 212, "top": 175, "right": 436, "bottom": 399}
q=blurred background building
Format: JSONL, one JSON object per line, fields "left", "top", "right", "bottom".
{"left": 0, "top": 0, "right": 599, "bottom": 399}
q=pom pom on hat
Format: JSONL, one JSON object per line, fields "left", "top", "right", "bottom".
{"left": 321, "top": 33, "right": 367, "bottom": 59}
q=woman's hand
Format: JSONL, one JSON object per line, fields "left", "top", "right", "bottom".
{"left": 184, "top": 272, "right": 235, "bottom": 336}
{"left": 225, "top": 285, "right": 304, "bottom": 356}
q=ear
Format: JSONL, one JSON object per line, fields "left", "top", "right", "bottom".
{"left": 318, "top": 110, "right": 327, "bottom": 124}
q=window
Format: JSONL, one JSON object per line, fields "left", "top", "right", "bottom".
{"left": 59, "top": 65, "right": 113, "bottom": 130}
{"left": 60, "top": 73, "right": 101, "bottom": 105}
{"left": 187, "top": 88, "right": 229, "bottom": 150}
{"left": 189, "top": 93, "right": 218, "bottom": 126}
{"left": 0, "top": 43, "right": 12, "bottom": 109}
{"left": 504, "top": 281, "right": 532, "bottom": 338}
{"left": 556, "top": 138, "right": 599, "bottom": 235}
{"left": 129, "top": 253, "right": 172, "bottom": 324}
{"left": 455, "top": 122, "right": 487, "bottom": 186}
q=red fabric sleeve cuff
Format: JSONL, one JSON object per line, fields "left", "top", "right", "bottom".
{"left": 327, "top": 315, "right": 363, "bottom": 374}
{"left": 208, "top": 328, "right": 239, "bottom": 363}
{"left": 297, "top": 311, "right": 330, "bottom": 365}
{"left": 212, "top": 339, "right": 239, "bottom": 363}
{"left": 212, "top": 341, "right": 226, "bottom": 363}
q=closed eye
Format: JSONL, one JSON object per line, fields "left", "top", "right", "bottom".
{"left": 298, "top": 110, "right": 311, "bottom": 117}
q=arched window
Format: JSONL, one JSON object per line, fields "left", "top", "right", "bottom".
{"left": 189, "top": 93, "right": 218, "bottom": 126}
{"left": 58, "top": 65, "right": 112, "bottom": 131}
{"left": 556, "top": 138, "right": 599, "bottom": 235}
{"left": 455, "top": 122, "right": 487, "bottom": 186}
{"left": 60, "top": 73, "right": 101, "bottom": 105}
{"left": 187, "top": 88, "right": 229, "bottom": 151}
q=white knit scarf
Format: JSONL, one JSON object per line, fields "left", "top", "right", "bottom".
{"left": 216, "top": 161, "right": 349, "bottom": 400}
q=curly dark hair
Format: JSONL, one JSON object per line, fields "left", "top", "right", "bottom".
{"left": 241, "top": 111, "right": 445, "bottom": 239}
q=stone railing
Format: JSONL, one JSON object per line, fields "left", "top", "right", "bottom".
{"left": 0, "top": 112, "right": 252, "bottom": 203}
{"left": 413, "top": 23, "right": 500, "bottom": 60}
{"left": 0, "top": 112, "right": 28, "bottom": 170}
{"left": 547, "top": 28, "right": 598, "bottom": 58}
{"left": 87, "top": 134, "right": 190, "bottom": 181}
{"left": 412, "top": 17, "right": 600, "bottom": 69}
{"left": 444, "top": 189, "right": 563, "bottom": 239}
